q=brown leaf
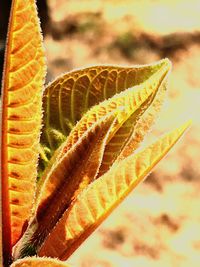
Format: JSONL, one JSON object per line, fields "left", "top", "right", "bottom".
{"left": 13, "top": 112, "right": 117, "bottom": 259}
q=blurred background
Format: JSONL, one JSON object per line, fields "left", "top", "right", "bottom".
{"left": 1, "top": 0, "right": 200, "bottom": 266}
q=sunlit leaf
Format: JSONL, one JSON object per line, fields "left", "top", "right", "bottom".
{"left": 13, "top": 112, "right": 117, "bottom": 259}
{"left": 40, "top": 59, "right": 171, "bottom": 183}
{"left": 0, "top": 0, "right": 46, "bottom": 263}
{"left": 38, "top": 121, "right": 190, "bottom": 260}
{"left": 10, "top": 257, "right": 70, "bottom": 267}
{"left": 117, "top": 70, "right": 168, "bottom": 161}
{"left": 39, "top": 59, "right": 170, "bottom": 176}
{"left": 0, "top": 0, "right": 192, "bottom": 266}
{"left": 97, "top": 62, "right": 171, "bottom": 177}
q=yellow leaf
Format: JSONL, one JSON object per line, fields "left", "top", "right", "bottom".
{"left": 117, "top": 68, "right": 169, "bottom": 160}
{"left": 10, "top": 257, "right": 71, "bottom": 267}
{"left": 38, "top": 121, "right": 190, "bottom": 260}
{"left": 0, "top": 0, "right": 46, "bottom": 263}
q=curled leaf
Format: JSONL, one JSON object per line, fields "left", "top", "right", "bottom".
{"left": 38, "top": 121, "right": 190, "bottom": 260}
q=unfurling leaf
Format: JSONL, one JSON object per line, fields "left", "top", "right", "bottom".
{"left": 40, "top": 59, "right": 171, "bottom": 182}
{"left": 0, "top": 0, "right": 46, "bottom": 263}
{"left": 38, "top": 121, "right": 190, "bottom": 260}
{"left": 39, "top": 59, "right": 170, "bottom": 177}
{"left": 10, "top": 257, "right": 70, "bottom": 267}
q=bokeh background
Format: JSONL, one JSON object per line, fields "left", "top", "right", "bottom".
{"left": 1, "top": 1, "right": 200, "bottom": 266}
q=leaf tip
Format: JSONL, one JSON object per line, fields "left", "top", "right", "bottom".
{"left": 179, "top": 119, "right": 192, "bottom": 134}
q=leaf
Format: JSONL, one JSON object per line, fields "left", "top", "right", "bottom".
{"left": 39, "top": 59, "right": 170, "bottom": 176}
{"left": 38, "top": 121, "right": 191, "bottom": 260}
{"left": 0, "top": 0, "right": 46, "bottom": 262}
{"left": 117, "top": 69, "right": 169, "bottom": 161}
{"left": 10, "top": 257, "right": 71, "bottom": 267}
{"left": 42, "top": 59, "right": 171, "bottom": 182}
{"left": 13, "top": 112, "right": 117, "bottom": 260}
{"left": 97, "top": 62, "right": 171, "bottom": 177}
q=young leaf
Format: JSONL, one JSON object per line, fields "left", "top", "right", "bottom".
{"left": 39, "top": 59, "right": 169, "bottom": 175}
{"left": 0, "top": 0, "right": 46, "bottom": 263}
{"left": 48, "top": 60, "right": 171, "bottom": 178}
{"left": 38, "top": 121, "right": 190, "bottom": 260}
{"left": 40, "top": 58, "right": 171, "bottom": 185}
{"left": 10, "top": 257, "right": 70, "bottom": 267}
{"left": 13, "top": 112, "right": 117, "bottom": 259}
{"left": 117, "top": 70, "right": 168, "bottom": 160}
{"left": 97, "top": 62, "right": 171, "bottom": 177}
{"left": 0, "top": 0, "right": 192, "bottom": 266}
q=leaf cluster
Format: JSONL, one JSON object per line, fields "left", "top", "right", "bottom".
{"left": 0, "top": 1, "right": 190, "bottom": 266}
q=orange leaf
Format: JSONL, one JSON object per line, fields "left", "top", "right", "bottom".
{"left": 38, "top": 121, "right": 190, "bottom": 260}
{"left": 10, "top": 257, "right": 71, "bottom": 267}
{"left": 0, "top": 0, "right": 46, "bottom": 263}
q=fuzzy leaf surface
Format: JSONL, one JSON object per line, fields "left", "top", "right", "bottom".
{"left": 39, "top": 59, "right": 170, "bottom": 176}
{"left": 38, "top": 121, "right": 190, "bottom": 260}
{"left": 13, "top": 113, "right": 116, "bottom": 259}
{"left": 0, "top": 0, "right": 46, "bottom": 261}
{"left": 117, "top": 71, "right": 168, "bottom": 161}
{"left": 40, "top": 59, "right": 171, "bottom": 183}
{"left": 97, "top": 61, "right": 171, "bottom": 177}
{"left": 10, "top": 257, "right": 70, "bottom": 267}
